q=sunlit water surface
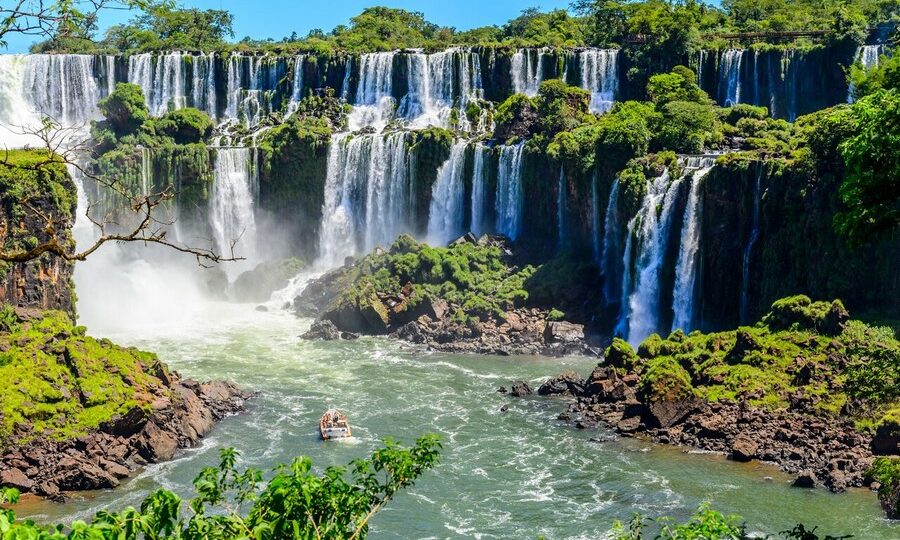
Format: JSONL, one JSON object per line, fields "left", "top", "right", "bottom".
{"left": 17, "top": 300, "right": 898, "bottom": 539}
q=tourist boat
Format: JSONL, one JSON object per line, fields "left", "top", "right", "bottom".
{"left": 319, "top": 408, "right": 352, "bottom": 440}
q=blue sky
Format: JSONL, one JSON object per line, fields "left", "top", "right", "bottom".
{"left": 4, "top": 0, "right": 576, "bottom": 53}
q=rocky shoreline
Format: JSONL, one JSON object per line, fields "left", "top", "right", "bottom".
{"left": 526, "top": 366, "right": 880, "bottom": 494}
{"left": 0, "top": 375, "right": 248, "bottom": 501}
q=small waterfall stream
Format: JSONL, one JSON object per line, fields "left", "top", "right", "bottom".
{"left": 719, "top": 49, "right": 744, "bottom": 107}
{"left": 511, "top": 49, "right": 544, "bottom": 96}
{"left": 848, "top": 45, "right": 884, "bottom": 103}
{"left": 209, "top": 147, "right": 258, "bottom": 267}
{"left": 427, "top": 142, "right": 468, "bottom": 245}
{"left": 617, "top": 169, "right": 685, "bottom": 345}
{"left": 557, "top": 166, "right": 566, "bottom": 250}
{"left": 495, "top": 143, "right": 526, "bottom": 240}
{"left": 740, "top": 166, "right": 764, "bottom": 324}
{"left": 670, "top": 156, "right": 716, "bottom": 333}
{"left": 579, "top": 49, "right": 618, "bottom": 113}
{"left": 470, "top": 143, "right": 487, "bottom": 236}
{"left": 601, "top": 178, "right": 621, "bottom": 306}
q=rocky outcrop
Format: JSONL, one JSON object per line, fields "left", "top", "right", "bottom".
{"left": 548, "top": 364, "right": 876, "bottom": 493}
{"left": 386, "top": 309, "right": 596, "bottom": 356}
{"left": 0, "top": 152, "right": 77, "bottom": 317}
{"left": 0, "top": 376, "right": 248, "bottom": 501}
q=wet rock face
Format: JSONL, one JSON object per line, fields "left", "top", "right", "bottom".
{"left": 0, "top": 375, "right": 249, "bottom": 501}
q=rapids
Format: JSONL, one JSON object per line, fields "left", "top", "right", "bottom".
{"left": 16, "top": 291, "right": 897, "bottom": 539}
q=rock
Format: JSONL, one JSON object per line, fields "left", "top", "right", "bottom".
{"left": 617, "top": 416, "right": 641, "bottom": 433}
{"left": 1, "top": 467, "right": 34, "bottom": 491}
{"left": 232, "top": 258, "right": 305, "bottom": 303}
{"left": 537, "top": 370, "right": 585, "bottom": 396}
{"left": 255, "top": 305, "right": 269, "bottom": 312}
{"left": 821, "top": 300, "right": 850, "bottom": 336}
{"left": 450, "top": 232, "right": 478, "bottom": 245}
{"left": 542, "top": 321, "right": 585, "bottom": 344}
{"left": 102, "top": 405, "right": 150, "bottom": 437}
{"left": 872, "top": 421, "right": 900, "bottom": 455}
{"left": 644, "top": 399, "right": 697, "bottom": 429}
{"left": 731, "top": 433, "right": 758, "bottom": 462}
{"left": 54, "top": 456, "right": 118, "bottom": 490}
{"left": 302, "top": 319, "right": 342, "bottom": 341}
{"left": 99, "top": 458, "right": 131, "bottom": 479}
{"left": 136, "top": 422, "right": 178, "bottom": 462}
{"left": 36, "top": 481, "right": 61, "bottom": 500}
{"left": 728, "top": 330, "right": 760, "bottom": 361}
{"left": 500, "top": 404, "right": 509, "bottom": 412}
{"left": 792, "top": 471, "right": 817, "bottom": 488}
{"left": 509, "top": 381, "right": 533, "bottom": 398}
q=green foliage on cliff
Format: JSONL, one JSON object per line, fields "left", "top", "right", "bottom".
{"left": 0, "top": 150, "right": 74, "bottom": 222}
{"left": 98, "top": 83, "right": 150, "bottom": 138}
{"left": 144, "top": 108, "right": 215, "bottom": 145}
{"left": 340, "top": 235, "right": 535, "bottom": 323}
{"left": 0, "top": 309, "right": 163, "bottom": 447}
{"left": 832, "top": 89, "right": 900, "bottom": 246}
{"left": 606, "top": 296, "right": 900, "bottom": 421}
{"left": 0, "top": 435, "right": 440, "bottom": 539}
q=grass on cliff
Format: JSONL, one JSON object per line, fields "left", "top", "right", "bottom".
{"left": 608, "top": 296, "right": 900, "bottom": 430}
{"left": 0, "top": 307, "right": 165, "bottom": 448}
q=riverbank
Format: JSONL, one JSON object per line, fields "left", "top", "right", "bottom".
{"left": 529, "top": 296, "right": 900, "bottom": 517}
{"left": 0, "top": 308, "right": 249, "bottom": 500}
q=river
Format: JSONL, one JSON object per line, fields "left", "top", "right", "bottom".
{"left": 15, "top": 274, "right": 898, "bottom": 539}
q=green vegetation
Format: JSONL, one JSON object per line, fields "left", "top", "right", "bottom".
{"left": 34, "top": 1, "right": 898, "bottom": 54}
{"left": 611, "top": 504, "right": 850, "bottom": 539}
{"left": 335, "top": 235, "right": 535, "bottom": 324}
{"left": 0, "top": 309, "right": 162, "bottom": 447}
{"left": 0, "top": 435, "right": 440, "bottom": 539}
{"left": 606, "top": 296, "right": 899, "bottom": 423}
{"left": 867, "top": 457, "right": 900, "bottom": 518}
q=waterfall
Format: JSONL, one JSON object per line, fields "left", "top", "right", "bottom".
{"left": 129, "top": 52, "right": 217, "bottom": 117}
{"left": 470, "top": 143, "right": 487, "bottom": 236}
{"left": 289, "top": 55, "right": 306, "bottom": 108}
{"left": 0, "top": 55, "right": 43, "bottom": 146}
{"left": 671, "top": 157, "right": 716, "bottom": 333}
{"left": 427, "top": 142, "right": 468, "bottom": 245}
{"left": 848, "top": 45, "right": 884, "bottom": 103}
{"left": 495, "top": 143, "right": 525, "bottom": 240}
{"left": 579, "top": 49, "right": 618, "bottom": 113}
{"left": 740, "top": 166, "right": 764, "bottom": 324}
{"left": 719, "top": 49, "right": 744, "bottom": 107}
{"left": 318, "top": 131, "right": 410, "bottom": 267}
{"left": 557, "top": 166, "right": 566, "bottom": 250}
{"left": 511, "top": 49, "right": 544, "bottom": 96}
{"left": 601, "top": 178, "right": 621, "bottom": 306}
{"left": 617, "top": 169, "right": 685, "bottom": 346}
{"left": 350, "top": 52, "right": 396, "bottom": 130}
{"left": 210, "top": 147, "right": 257, "bottom": 265}
{"left": 397, "top": 49, "right": 484, "bottom": 131}
{"left": 697, "top": 50, "right": 706, "bottom": 87}
{"left": 104, "top": 55, "right": 116, "bottom": 96}
{"left": 22, "top": 54, "right": 100, "bottom": 127}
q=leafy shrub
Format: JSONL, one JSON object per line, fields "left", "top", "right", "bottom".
{"left": 0, "top": 436, "right": 440, "bottom": 539}
{"left": 98, "top": 83, "right": 149, "bottom": 137}
{"left": 145, "top": 108, "right": 214, "bottom": 144}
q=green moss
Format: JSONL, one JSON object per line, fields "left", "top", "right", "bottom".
{"left": 630, "top": 297, "right": 900, "bottom": 419}
{"left": 640, "top": 356, "right": 695, "bottom": 402}
{"left": 0, "top": 309, "right": 165, "bottom": 448}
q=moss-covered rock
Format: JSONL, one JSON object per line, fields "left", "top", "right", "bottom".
{"left": 0, "top": 308, "right": 164, "bottom": 447}
{"left": 867, "top": 457, "right": 900, "bottom": 519}
{"left": 231, "top": 258, "right": 306, "bottom": 303}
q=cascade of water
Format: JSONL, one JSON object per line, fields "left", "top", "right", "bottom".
{"left": 511, "top": 49, "right": 543, "bottom": 96}
{"left": 427, "top": 142, "right": 468, "bottom": 245}
{"left": 697, "top": 50, "right": 706, "bottom": 87}
{"left": 752, "top": 50, "right": 760, "bottom": 106}
{"left": 396, "top": 49, "right": 484, "bottom": 131}
{"left": 783, "top": 50, "right": 799, "bottom": 122}
{"left": 495, "top": 143, "right": 525, "bottom": 240}
{"left": 719, "top": 49, "right": 744, "bottom": 106}
{"left": 601, "top": 178, "right": 621, "bottom": 306}
{"left": 210, "top": 147, "right": 257, "bottom": 265}
{"left": 0, "top": 55, "right": 45, "bottom": 146}
{"left": 740, "top": 165, "right": 764, "bottom": 324}
{"left": 848, "top": 45, "right": 884, "bottom": 103}
{"left": 289, "top": 55, "right": 306, "bottom": 107}
{"left": 19, "top": 54, "right": 100, "bottom": 128}
{"left": 470, "top": 143, "right": 487, "bottom": 236}
{"left": 617, "top": 169, "right": 685, "bottom": 346}
{"left": 579, "top": 49, "right": 618, "bottom": 113}
{"left": 196, "top": 52, "right": 217, "bottom": 118}
{"left": 318, "top": 131, "right": 410, "bottom": 267}
{"left": 104, "top": 55, "right": 116, "bottom": 96}
{"left": 671, "top": 156, "right": 716, "bottom": 333}
{"left": 340, "top": 56, "right": 352, "bottom": 101}
{"left": 557, "top": 166, "right": 566, "bottom": 250}
{"left": 140, "top": 147, "right": 151, "bottom": 196}
{"left": 129, "top": 52, "right": 217, "bottom": 117}
{"left": 350, "top": 52, "right": 396, "bottom": 130}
